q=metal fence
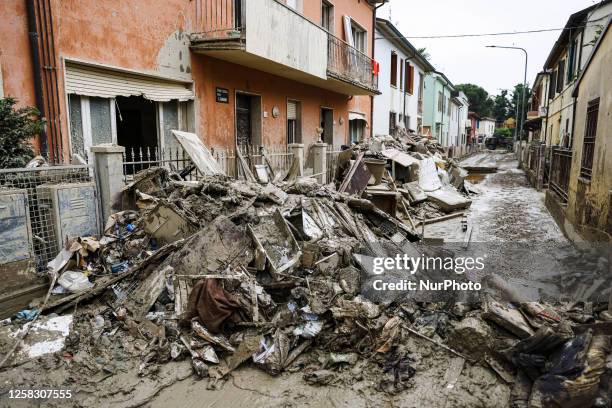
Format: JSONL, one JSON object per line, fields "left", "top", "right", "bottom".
{"left": 122, "top": 144, "right": 294, "bottom": 182}
{"left": 326, "top": 145, "right": 344, "bottom": 180}
{"left": 123, "top": 146, "right": 206, "bottom": 182}
{"left": 0, "top": 165, "right": 94, "bottom": 271}
{"left": 549, "top": 147, "right": 573, "bottom": 203}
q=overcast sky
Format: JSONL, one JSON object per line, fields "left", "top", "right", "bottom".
{"left": 377, "top": 0, "right": 600, "bottom": 96}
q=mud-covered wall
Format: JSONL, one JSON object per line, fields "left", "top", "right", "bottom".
{"left": 566, "top": 27, "right": 612, "bottom": 237}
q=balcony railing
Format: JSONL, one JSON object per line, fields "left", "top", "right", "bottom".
{"left": 549, "top": 147, "right": 573, "bottom": 203}
{"left": 327, "top": 34, "right": 378, "bottom": 91}
{"left": 195, "top": 0, "right": 243, "bottom": 41}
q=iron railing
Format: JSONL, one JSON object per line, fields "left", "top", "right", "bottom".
{"left": 194, "top": 0, "right": 243, "bottom": 40}
{"left": 122, "top": 144, "right": 294, "bottom": 182}
{"left": 580, "top": 98, "right": 599, "bottom": 179}
{"left": 122, "top": 146, "right": 206, "bottom": 182}
{"left": 549, "top": 147, "right": 573, "bottom": 203}
{"left": 327, "top": 34, "right": 377, "bottom": 91}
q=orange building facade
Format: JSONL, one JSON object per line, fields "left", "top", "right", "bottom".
{"left": 0, "top": 0, "right": 382, "bottom": 162}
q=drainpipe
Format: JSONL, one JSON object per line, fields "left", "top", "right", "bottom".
{"left": 370, "top": 1, "right": 386, "bottom": 139}
{"left": 542, "top": 72, "right": 552, "bottom": 146}
{"left": 25, "top": 0, "right": 48, "bottom": 158}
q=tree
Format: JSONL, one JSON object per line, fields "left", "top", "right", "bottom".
{"left": 492, "top": 90, "right": 510, "bottom": 124}
{"left": 494, "top": 127, "right": 512, "bottom": 139}
{"left": 417, "top": 47, "right": 431, "bottom": 61}
{"left": 509, "top": 83, "right": 532, "bottom": 136}
{"left": 0, "top": 97, "right": 43, "bottom": 168}
{"left": 455, "top": 83, "right": 494, "bottom": 117}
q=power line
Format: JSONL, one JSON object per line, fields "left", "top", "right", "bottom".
{"left": 375, "top": 21, "right": 606, "bottom": 40}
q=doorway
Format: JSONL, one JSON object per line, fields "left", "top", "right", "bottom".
{"left": 320, "top": 108, "right": 333, "bottom": 144}
{"left": 236, "top": 92, "right": 262, "bottom": 147}
{"left": 115, "top": 96, "right": 158, "bottom": 155}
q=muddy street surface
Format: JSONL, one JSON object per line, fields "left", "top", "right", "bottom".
{"left": 465, "top": 151, "right": 566, "bottom": 243}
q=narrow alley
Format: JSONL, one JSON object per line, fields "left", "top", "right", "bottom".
{"left": 426, "top": 151, "right": 566, "bottom": 243}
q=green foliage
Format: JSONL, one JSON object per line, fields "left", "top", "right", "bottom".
{"left": 455, "top": 83, "right": 494, "bottom": 117}
{"left": 509, "top": 83, "right": 532, "bottom": 132}
{"left": 494, "top": 127, "right": 512, "bottom": 139}
{"left": 585, "top": 24, "right": 604, "bottom": 47}
{"left": 492, "top": 90, "right": 510, "bottom": 123}
{"left": 417, "top": 47, "right": 431, "bottom": 61}
{"left": 0, "top": 97, "right": 43, "bottom": 168}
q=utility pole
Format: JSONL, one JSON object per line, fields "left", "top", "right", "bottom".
{"left": 486, "top": 45, "right": 528, "bottom": 167}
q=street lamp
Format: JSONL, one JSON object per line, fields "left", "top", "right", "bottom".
{"left": 486, "top": 45, "right": 528, "bottom": 166}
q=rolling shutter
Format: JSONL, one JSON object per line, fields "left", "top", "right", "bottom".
{"left": 287, "top": 101, "right": 298, "bottom": 120}
{"left": 64, "top": 61, "right": 194, "bottom": 102}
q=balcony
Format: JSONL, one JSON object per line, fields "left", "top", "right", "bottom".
{"left": 527, "top": 111, "right": 540, "bottom": 120}
{"left": 190, "top": 0, "right": 379, "bottom": 96}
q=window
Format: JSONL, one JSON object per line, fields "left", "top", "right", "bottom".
{"left": 406, "top": 62, "right": 414, "bottom": 94}
{"left": 549, "top": 71, "right": 557, "bottom": 99}
{"left": 568, "top": 38, "right": 578, "bottom": 83}
{"left": 399, "top": 58, "right": 404, "bottom": 91}
{"left": 405, "top": 115, "right": 411, "bottom": 131}
{"left": 389, "top": 112, "right": 397, "bottom": 134}
{"left": 580, "top": 98, "right": 599, "bottom": 179}
{"left": 418, "top": 73, "right": 424, "bottom": 97}
{"left": 447, "top": 96, "right": 451, "bottom": 116}
{"left": 287, "top": 100, "right": 301, "bottom": 144}
{"left": 556, "top": 59, "right": 565, "bottom": 93}
{"left": 351, "top": 21, "right": 367, "bottom": 53}
{"left": 68, "top": 94, "right": 84, "bottom": 156}
{"left": 321, "top": 1, "right": 333, "bottom": 32}
{"left": 349, "top": 119, "right": 365, "bottom": 143}
{"left": 390, "top": 52, "right": 398, "bottom": 87}
{"left": 437, "top": 91, "right": 444, "bottom": 112}
{"left": 90, "top": 97, "right": 113, "bottom": 145}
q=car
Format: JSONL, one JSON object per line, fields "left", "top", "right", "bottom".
{"left": 484, "top": 136, "right": 498, "bottom": 149}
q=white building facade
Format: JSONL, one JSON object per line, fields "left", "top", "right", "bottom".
{"left": 477, "top": 118, "right": 496, "bottom": 140}
{"left": 448, "top": 91, "right": 469, "bottom": 146}
{"left": 373, "top": 18, "right": 435, "bottom": 136}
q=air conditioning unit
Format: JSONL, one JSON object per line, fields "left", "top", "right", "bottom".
{"left": 0, "top": 189, "right": 33, "bottom": 265}
{"left": 36, "top": 182, "right": 100, "bottom": 252}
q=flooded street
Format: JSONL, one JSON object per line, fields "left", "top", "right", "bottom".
{"left": 425, "top": 150, "right": 567, "bottom": 244}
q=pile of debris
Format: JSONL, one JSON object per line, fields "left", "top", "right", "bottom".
{"left": 329, "top": 132, "right": 472, "bottom": 225}
{"left": 1, "top": 133, "right": 611, "bottom": 407}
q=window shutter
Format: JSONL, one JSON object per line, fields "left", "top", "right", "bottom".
{"left": 549, "top": 71, "right": 557, "bottom": 99}
{"left": 399, "top": 59, "right": 404, "bottom": 90}
{"left": 65, "top": 61, "right": 194, "bottom": 101}
{"left": 390, "top": 52, "right": 398, "bottom": 86}
{"left": 287, "top": 101, "right": 297, "bottom": 120}
{"left": 407, "top": 64, "right": 414, "bottom": 94}
{"left": 557, "top": 60, "right": 565, "bottom": 92}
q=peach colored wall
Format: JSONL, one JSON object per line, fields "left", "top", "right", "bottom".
{"left": 0, "top": 0, "right": 40, "bottom": 151}
{"left": 1, "top": 0, "right": 376, "bottom": 157}
{"left": 191, "top": 55, "right": 351, "bottom": 149}
{"left": 1, "top": 0, "right": 196, "bottom": 157}
{"left": 301, "top": 0, "right": 377, "bottom": 137}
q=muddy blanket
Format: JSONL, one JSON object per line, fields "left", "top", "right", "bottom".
{"left": 187, "top": 279, "right": 240, "bottom": 333}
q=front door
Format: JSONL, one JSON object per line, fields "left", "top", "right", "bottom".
{"left": 321, "top": 108, "right": 333, "bottom": 144}
{"left": 236, "top": 93, "right": 252, "bottom": 146}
